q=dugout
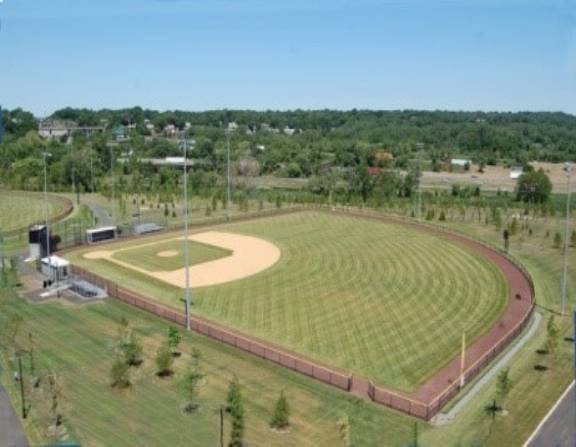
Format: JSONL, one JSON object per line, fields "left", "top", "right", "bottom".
{"left": 40, "top": 256, "right": 70, "bottom": 282}
{"left": 86, "top": 226, "right": 117, "bottom": 244}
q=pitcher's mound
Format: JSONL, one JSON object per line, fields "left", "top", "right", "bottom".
{"left": 157, "top": 250, "right": 178, "bottom": 258}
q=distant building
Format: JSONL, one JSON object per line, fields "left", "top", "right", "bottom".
{"left": 510, "top": 167, "right": 523, "bottom": 180}
{"left": 38, "top": 120, "right": 104, "bottom": 139}
{"left": 367, "top": 167, "right": 384, "bottom": 176}
{"left": 450, "top": 158, "right": 472, "bottom": 167}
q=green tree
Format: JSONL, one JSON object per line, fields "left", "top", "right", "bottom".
{"left": 510, "top": 217, "right": 519, "bottom": 236}
{"left": 181, "top": 367, "right": 203, "bottom": 413}
{"left": 546, "top": 315, "right": 560, "bottom": 357}
{"left": 496, "top": 368, "right": 512, "bottom": 408}
{"left": 110, "top": 358, "right": 131, "bottom": 389}
{"left": 571, "top": 230, "right": 576, "bottom": 247}
{"left": 155, "top": 343, "right": 174, "bottom": 377}
{"left": 553, "top": 231, "right": 563, "bottom": 249}
{"left": 516, "top": 168, "right": 552, "bottom": 203}
{"left": 270, "top": 391, "right": 290, "bottom": 430}
{"left": 503, "top": 229, "right": 510, "bottom": 253}
{"left": 227, "top": 378, "right": 245, "bottom": 447}
{"left": 168, "top": 327, "right": 182, "bottom": 355}
{"left": 122, "top": 334, "right": 143, "bottom": 367}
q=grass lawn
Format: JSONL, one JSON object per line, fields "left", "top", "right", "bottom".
{"left": 0, "top": 293, "right": 417, "bottom": 447}
{"left": 0, "top": 192, "right": 65, "bottom": 233}
{"left": 66, "top": 211, "right": 508, "bottom": 392}
{"left": 112, "top": 239, "right": 232, "bottom": 271}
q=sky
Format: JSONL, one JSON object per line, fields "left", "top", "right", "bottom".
{"left": 0, "top": 0, "right": 575, "bottom": 115}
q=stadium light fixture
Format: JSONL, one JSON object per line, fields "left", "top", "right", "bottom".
{"left": 182, "top": 137, "right": 195, "bottom": 330}
{"left": 561, "top": 162, "right": 573, "bottom": 315}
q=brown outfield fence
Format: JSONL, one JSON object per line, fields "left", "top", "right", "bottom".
{"left": 69, "top": 265, "right": 352, "bottom": 393}
{"left": 67, "top": 207, "right": 536, "bottom": 421}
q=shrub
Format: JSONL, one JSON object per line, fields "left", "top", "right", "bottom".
{"left": 553, "top": 231, "right": 562, "bottom": 249}
{"left": 168, "top": 327, "right": 182, "bottom": 355}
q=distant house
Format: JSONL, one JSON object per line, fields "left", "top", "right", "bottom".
{"left": 38, "top": 120, "right": 104, "bottom": 139}
{"left": 450, "top": 158, "right": 472, "bottom": 167}
{"left": 367, "top": 167, "right": 384, "bottom": 176}
{"left": 510, "top": 167, "right": 523, "bottom": 180}
{"left": 374, "top": 150, "right": 394, "bottom": 167}
{"left": 283, "top": 126, "right": 296, "bottom": 136}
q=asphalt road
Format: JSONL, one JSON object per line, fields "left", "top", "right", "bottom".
{"left": 527, "top": 382, "right": 576, "bottom": 447}
{"left": 0, "top": 384, "right": 29, "bottom": 447}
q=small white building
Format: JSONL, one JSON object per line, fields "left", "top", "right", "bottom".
{"left": 41, "top": 256, "right": 70, "bottom": 282}
{"left": 510, "top": 167, "right": 523, "bottom": 180}
{"left": 451, "top": 158, "right": 472, "bottom": 167}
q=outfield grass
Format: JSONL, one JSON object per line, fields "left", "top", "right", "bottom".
{"left": 67, "top": 211, "right": 508, "bottom": 392}
{"left": 112, "top": 239, "right": 232, "bottom": 271}
{"left": 0, "top": 192, "right": 63, "bottom": 233}
{"left": 0, "top": 293, "right": 417, "bottom": 447}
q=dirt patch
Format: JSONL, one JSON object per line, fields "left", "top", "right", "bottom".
{"left": 157, "top": 250, "right": 178, "bottom": 258}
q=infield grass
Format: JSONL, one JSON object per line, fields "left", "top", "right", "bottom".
{"left": 67, "top": 211, "right": 509, "bottom": 392}
{"left": 112, "top": 239, "right": 232, "bottom": 271}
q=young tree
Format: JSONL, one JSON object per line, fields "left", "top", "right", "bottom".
{"left": 155, "top": 343, "right": 174, "bottom": 377}
{"left": 110, "top": 358, "right": 131, "bottom": 389}
{"left": 122, "top": 334, "right": 143, "bottom": 367}
{"left": 168, "top": 326, "right": 182, "bottom": 356}
{"left": 227, "top": 378, "right": 245, "bottom": 447}
{"left": 503, "top": 229, "right": 510, "bottom": 253}
{"left": 553, "top": 231, "right": 563, "bottom": 249}
{"left": 337, "top": 414, "right": 351, "bottom": 447}
{"left": 546, "top": 315, "right": 560, "bottom": 357}
{"left": 47, "top": 374, "right": 63, "bottom": 429}
{"left": 181, "top": 367, "right": 203, "bottom": 413}
{"left": 510, "top": 217, "right": 519, "bottom": 235}
{"left": 270, "top": 391, "right": 290, "bottom": 430}
{"left": 496, "top": 368, "right": 512, "bottom": 409}
{"left": 571, "top": 230, "right": 576, "bottom": 248}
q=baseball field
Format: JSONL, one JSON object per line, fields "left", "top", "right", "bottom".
{"left": 66, "top": 210, "right": 509, "bottom": 392}
{"left": 0, "top": 192, "right": 70, "bottom": 233}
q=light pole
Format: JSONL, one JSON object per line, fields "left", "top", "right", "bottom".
{"left": 562, "top": 162, "right": 573, "bottom": 315}
{"left": 89, "top": 147, "right": 97, "bottom": 226}
{"left": 182, "top": 137, "right": 195, "bottom": 331}
{"left": 226, "top": 127, "right": 232, "bottom": 221}
{"left": 110, "top": 145, "right": 116, "bottom": 224}
{"left": 42, "top": 152, "right": 53, "bottom": 284}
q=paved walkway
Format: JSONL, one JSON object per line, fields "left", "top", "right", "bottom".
{"left": 86, "top": 202, "right": 113, "bottom": 227}
{"left": 525, "top": 381, "right": 575, "bottom": 447}
{"left": 0, "top": 384, "right": 29, "bottom": 447}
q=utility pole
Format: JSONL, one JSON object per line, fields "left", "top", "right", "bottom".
{"left": 220, "top": 406, "right": 225, "bottom": 447}
{"left": 226, "top": 127, "right": 232, "bottom": 221}
{"left": 17, "top": 354, "right": 27, "bottom": 419}
{"left": 43, "top": 152, "right": 53, "bottom": 285}
{"left": 182, "top": 137, "right": 195, "bottom": 331}
{"left": 89, "top": 147, "right": 97, "bottom": 226}
{"left": 110, "top": 145, "right": 116, "bottom": 224}
{"left": 562, "top": 163, "right": 573, "bottom": 315}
